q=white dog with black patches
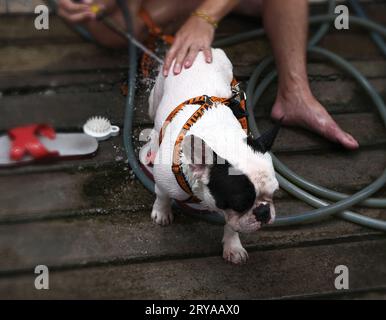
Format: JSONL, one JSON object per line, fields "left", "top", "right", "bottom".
{"left": 145, "top": 48, "right": 279, "bottom": 264}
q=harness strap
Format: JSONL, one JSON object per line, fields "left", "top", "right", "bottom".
{"left": 159, "top": 80, "right": 247, "bottom": 203}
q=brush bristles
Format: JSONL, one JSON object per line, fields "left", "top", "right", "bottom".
{"left": 84, "top": 116, "right": 111, "bottom": 134}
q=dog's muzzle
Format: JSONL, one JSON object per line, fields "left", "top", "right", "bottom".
{"left": 253, "top": 203, "right": 271, "bottom": 224}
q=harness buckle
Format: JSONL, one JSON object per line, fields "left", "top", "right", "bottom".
{"left": 231, "top": 81, "right": 240, "bottom": 94}
{"left": 203, "top": 95, "right": 213, "bottom": 106}
{"left": 231, "top": 83, "right": 247, "bottom": 102}
{"left": 228, "top": 85, "right": 248, "bottom": 119}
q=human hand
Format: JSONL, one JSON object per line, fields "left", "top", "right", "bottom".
{"left": 57, "top": 0, "right": 97, "bottom": 24}
{"left": 163, "top": 15, "right": 215, "bottom": 76}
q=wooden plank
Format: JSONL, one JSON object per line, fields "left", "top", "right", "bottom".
{"left": 0, "top": 43, "right": 128, "bottom": 73}
{"left": 307, "top": 60, "right": 386, "bottom": 78}
{"left": 234, "top": 59, "right": 386, "bottom": 79}
{"left": 1, "top": 238, "right": 385, "bottom": 299}
{"left": 0, "top": 168, "right": 154, "bottom": 223}
{"left": 0, "top": 13, "right": 257, "bottom": 42}
{"left": 1, "top": 78, "right": 385, "bottom": 131}
{"left": 0, "top": 112, "right": 384, "bottom": 176}
{"left": 1, "top": 147, "right": 386, "bottom": 223}
{"left": 0, "top": 0, "right": 47, "bottom": 14}
{"left": 0, "top": 199, "right": 384, "bottom": 274}
{"left": 358, "top": 2, "right": 386, "bottom": 25}
{"left": 320, "top": 33, "right": 384, "bottom": 60}
{"left": 1, "top": 59, "right": 384, "bottom": 92}
{"left": 0, "top": 90, "right": 136, "bottom": 131}
{"left": 278, "top": 147, "right": 386, "bottom": 194}
{"left": 0, "top": 15, "right": 81, "bottom": 43}
{"left": 1, "top": 31, "right": 384, "bottom": 75}
{"left": 0, "top": 69, "right": 126, "bottom": 93}
{"left": 224, "top": 32, "right": 385, "bottom": 70}
{"left": 0, "top": 200, "right": 301, "bottom": 271}
{"left": 0, "top": 16, "right": 259, "bottom": 74}
{"left": 315, "top": 288, "right": 386, "bottom": 300}
{"left": 0, "top": 1, "right": 5, "bottom": 13}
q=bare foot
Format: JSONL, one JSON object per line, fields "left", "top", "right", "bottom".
{"left": 271, "top": 91, "right": 359, "bottom": 150}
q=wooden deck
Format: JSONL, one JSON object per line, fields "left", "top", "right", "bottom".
{"left": 0, "top": 1, "right": 386, "bottom": 299}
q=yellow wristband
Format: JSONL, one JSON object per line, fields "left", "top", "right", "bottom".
{"left": 191, "top": 10, "right": 218, "bottom": 29}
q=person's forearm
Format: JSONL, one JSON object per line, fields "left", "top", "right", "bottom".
{"left": 197, "top": 0, "right": 239, "bottom": 22}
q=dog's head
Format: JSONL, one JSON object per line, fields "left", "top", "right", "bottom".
{"left": 182, "top": 123, "right": 280, "bottom": 233}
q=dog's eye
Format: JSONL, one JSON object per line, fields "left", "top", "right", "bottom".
{"left": 229, "top": 194, "right": 255, "bottom": 214}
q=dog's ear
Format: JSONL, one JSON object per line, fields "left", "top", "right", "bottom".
{"left": 246, "top": 121, "right": 281, "bottom": 153}
{"left": 181, "top": 135, "right": 214, "bottom": 178}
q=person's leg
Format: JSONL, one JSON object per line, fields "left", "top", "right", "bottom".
{"left": 260, "top": 0, "right": 359, "bottom": 149}
{"left": 234, "top": 0, "right": 261, "bottom": 17}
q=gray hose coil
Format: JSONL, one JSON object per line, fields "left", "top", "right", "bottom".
{"left": 121, "top": 0, "right": 386, "bottom": 230}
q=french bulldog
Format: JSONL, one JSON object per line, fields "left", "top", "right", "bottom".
{"left": 143, "top": 48, "right": 279, "bottom": 264}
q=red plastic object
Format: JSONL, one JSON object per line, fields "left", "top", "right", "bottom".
{"left": 8, "top": 124, "right": 59, "bottom": 161}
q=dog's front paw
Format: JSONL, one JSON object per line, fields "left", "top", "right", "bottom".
{"left": 151, "top": 207, "right": 174, "bottom": 226}
{"left": 223, "top": 244, "right": 249, "bottom": 265}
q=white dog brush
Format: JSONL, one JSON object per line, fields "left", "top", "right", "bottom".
{"left": 83, "top": 116, "right": 120, "bottom": 141}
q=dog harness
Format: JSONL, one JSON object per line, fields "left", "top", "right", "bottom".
{"left": 158, "top": 80, "right": 248, "bottom": 203}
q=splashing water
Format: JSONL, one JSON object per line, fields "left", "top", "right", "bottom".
{"left": 102, "top": 17, "right": 164, "bottom": 65}
{"left": 128, "top": 37, "right": 164, "bottom": 65}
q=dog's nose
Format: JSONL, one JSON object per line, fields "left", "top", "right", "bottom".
{"left": 253, "top": 203, "right": 271, "bottom": 224}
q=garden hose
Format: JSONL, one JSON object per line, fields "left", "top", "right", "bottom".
{"left": 349, "top": 0, "right": 386, "bottom": 56}
{"left": 118, "top": 0, "right": 386, "bottom": 230}
{"left": 114, "top": 0, "right": 155, "bottom": 194}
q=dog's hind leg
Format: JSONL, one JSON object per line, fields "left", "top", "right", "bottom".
{"left": 151, "top": 184, "right": 173, "bottom": 226}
